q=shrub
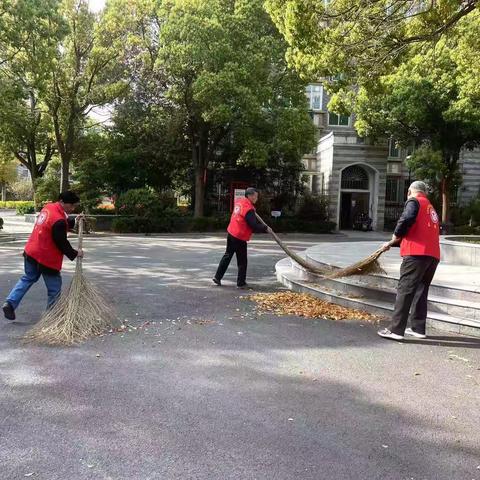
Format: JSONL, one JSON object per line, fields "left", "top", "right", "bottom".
{"left": 0, "top": 200, "right": 35, "bottom": 210}
{"left": 296, "top": 194, "right": 329, "bottom": 221}
{"left": 8, "top": 179, "right": 34, "bottom": 201}
{"left": 115, "top": 188, "right": 177, "bottom": 217}
{"left": 16, "top": 203, "right": 35, "bottom": 215}
{"left": 110, "top": 214, "right": 334, "bottom": 234}
{"left": 453, "top": 225, "right": 480, "bottom": 235}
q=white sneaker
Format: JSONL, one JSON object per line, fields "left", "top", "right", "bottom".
{"left": 377, "top": 328, "right": 403, "bottom": 341}
{"left": 405, "top": 328, "right": 427, "bottom": 339}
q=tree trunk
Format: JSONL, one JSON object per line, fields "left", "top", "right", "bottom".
{"left": 1, "top": 182, "right": 6, "bottom": 202}
{"left": 192, "top": 134, "right": 208, "bottom": 218}
{"left": 60, "top": 154, "right": 70, "bottom": 192}
{"left": 440, "top": 176, "right": 449, "bottom": 224}
{"left": 194, "top": 165, "right": 206, "bottom": 218}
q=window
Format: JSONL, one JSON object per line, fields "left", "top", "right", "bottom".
{"left": 305, "top": 84, "right": 323, "bottom": 111}
{"left": 328, "top": 112, "right": 349, "bottom": 126}
{"left": 341, "top": 165, "right": 369, "bottom": 190}
{"left": 389, "top": 138, "right": 400, "bottom": 158}
{"left": 386, "top": 177, "right": 400, "bottom": 203}
{"left": 311, "top": 175, "right": 319, "bottom": 195}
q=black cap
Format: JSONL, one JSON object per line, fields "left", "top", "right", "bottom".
{"left": 245, "top": 187, "right": 258, "bottom": 197}
{"left": 58, "top": 191, "right": 80, "bottom": 204}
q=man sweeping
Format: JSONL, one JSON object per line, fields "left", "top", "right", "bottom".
{"left": 213, "top": 187, "right": 272, "bottom": 288}
{"left": 2, "top": 191, "right": 84, "bottom": 321}
{"left": 377, "top": 181, "right": 440, "bottom": 341}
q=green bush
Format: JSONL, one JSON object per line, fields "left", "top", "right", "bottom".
{"left": 296, "top": 194, "right": 329, "bottom": 221}
{"left": 453, "top": 225, "right": 480, "bottom": 235}
{"left": 115, "top": 188, "right": 177, "bottom": 217}
{"left": 0, "top": 200, "right": 35, "bottom": 210}
{"left": 110, "top": 213, "right": 334, "bottom": 234}
{"left": 16, "top": 204, "right": 35, "bottom": 215}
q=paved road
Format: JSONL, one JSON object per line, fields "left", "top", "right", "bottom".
{"left": 1, "top": 232, "right": 480, "bottom": 480}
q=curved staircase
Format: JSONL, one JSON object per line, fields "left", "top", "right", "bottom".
{"left": 276, "top": 242, "right": 480, "bottom": 337}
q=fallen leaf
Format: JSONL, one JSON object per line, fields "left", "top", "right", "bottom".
{"left": 24, "top": 474, "right": 35, "bottom": 478}
{"left": 382, "top": 445, "right": 389, "bottom": 449}
{"left": 248, "top": 292, "right": 377, "bottom": 322}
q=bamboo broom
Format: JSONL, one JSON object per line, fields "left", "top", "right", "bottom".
{"left": 23, "top": 218, "right": 116, "bottom": 346}
{"left": 255, "top": 213, "right": 386, "bottom": 279}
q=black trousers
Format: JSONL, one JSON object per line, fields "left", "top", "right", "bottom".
{"left": 389, "top": 256, "right": 439, "bottom": 335}
{"left": 214, "top": 234, "right": 248, "bottom": 286}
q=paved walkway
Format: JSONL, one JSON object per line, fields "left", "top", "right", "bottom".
{"left": 1, "top": 233, "right": 480, "bottom": 480}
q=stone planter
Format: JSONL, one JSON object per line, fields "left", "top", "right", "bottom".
{"left": 441, "top": 236, "right": 480, "bottom": 266}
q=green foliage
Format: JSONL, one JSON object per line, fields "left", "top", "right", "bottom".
{"left": 452, "top": 196, "right": 480, "bottom": 227}
{"left": 296, "top": 194, "right": 329, "bottom": 222}
{"left": 0, "top": 201, "right": 34, "bottom": 210}
{"left": 0, "top": 157, "right": 17, "bottom": 186}
{"left": 7, "top": 179, "right": 34, "bottom": 201}
{"left": 115, "top": 188, "right": 177, "bottom": 218}
{"left": 265, "top": 0, "right": 478, "bottom": 84}
{"left": 35, "top": 160, "right": 60, "bottom": 206}
{"left": 16, "top": 204, "right": 35, "bottom": 215}
{"left": 155, "top": 0, "right": 315, "bottom": 216}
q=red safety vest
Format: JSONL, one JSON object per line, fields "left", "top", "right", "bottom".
{"left": 24, "top": 202, "right": 69, "bottom": 271}
{"left": 400, "top": 193, "right": 440, "bottom": 260}
{"left": 227, "top": 197, "right": 255, "bottom": 241}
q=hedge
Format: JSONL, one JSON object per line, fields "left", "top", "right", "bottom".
{"left": 0, "top": 201, "right": 35, "bottom": 210}
{"left": 111, "top": 215, "right": 335, "bottom": 234}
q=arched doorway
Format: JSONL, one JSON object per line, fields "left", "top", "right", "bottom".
{"left": 339, "top": 164, "right": 371, "bottom": 229}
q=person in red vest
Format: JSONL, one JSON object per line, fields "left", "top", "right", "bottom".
{"left": 377, "top": 181, "right": 440, "bottom": 340}
{"left": 2, "top": 191, "right": 84, "bottom": 321}
{"left": 213, "top": 187, "right": 272, "bottom": 288}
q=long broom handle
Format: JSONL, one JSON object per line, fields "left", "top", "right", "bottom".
{"left": 254, "top": 212, "right": 327, "bottom": 276}
{"left": 76, "top": 216, "right": 84, "bottom": 270}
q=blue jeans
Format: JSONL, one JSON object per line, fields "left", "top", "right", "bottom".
{"left": 6, "top": 258, "right": 62, "bottom": 311}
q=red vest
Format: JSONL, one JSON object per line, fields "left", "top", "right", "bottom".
{"left": 400, "top": 193, "right": 440, "bottom": 260}
{"left": 227, "top": 197, "right": 255, "bottom": 241}
{"left": 25, "top": 202, "right": 69, "bottom": 271}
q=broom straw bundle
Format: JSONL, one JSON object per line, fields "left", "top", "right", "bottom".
{"left": 23, "top": 218, "right": 115, "bottom": 346}
{"left": 255, "top": 213, "right": 386, "bottom": 279}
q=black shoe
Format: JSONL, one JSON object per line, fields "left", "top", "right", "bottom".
{"left": 2, "top": 302, "right": 15, "bottom": 321}
{"left": 212, "top": 278, "right": 221, "bottom": 286}
{"left": 237, "top": 283, "right": 250, "bottom": 289}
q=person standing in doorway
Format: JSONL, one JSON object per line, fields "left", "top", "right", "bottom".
{"left": 213, "top": 187, "right": 272, "bottom": 288}
{"left": 2, "top": 191, "right": 84, "bottom": 321}
{"left": 377, "top": 181, "right": 440, "bottom": 340}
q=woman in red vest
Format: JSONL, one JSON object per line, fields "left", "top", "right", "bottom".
{"left": 213, "top": 187, "right": 272, "bottom": 288}
{"left": 2, "top": 191, "right": 84, "bottom": 321}
{"left": 378, "top": 181, "right": 440, "bottom": 340}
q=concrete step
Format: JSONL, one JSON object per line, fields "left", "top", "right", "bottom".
{"left": 276, "top": 257, "right": 480, "bottom": 338}
{"left": 303, "top": 252, "right": 480, "bottom": 304}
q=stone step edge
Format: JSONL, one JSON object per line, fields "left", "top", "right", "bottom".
{"left": 279, "top": 256, "right": 480, "bottom": 308}
{"left": 302, "top": 253, "right": 480, "bottom": 298}
{"left": 313, "top": 275, "right": 480, "bottom": 310}
{"left": 276, "top": 262, "right": 480, "bottom": 331}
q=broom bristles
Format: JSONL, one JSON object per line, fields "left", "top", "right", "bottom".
{"left": 23, "top": 271, "right": 115, "bottom": 346}
{"left": 326, "top": 248, "right": 386, "bottom": 279}
{"left": 23, "top": 218, "right": 115, "bottom": 346}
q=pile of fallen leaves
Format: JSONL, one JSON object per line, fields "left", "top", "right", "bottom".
{"left": 249, "top": 292, "right": 378, "bottom": 322}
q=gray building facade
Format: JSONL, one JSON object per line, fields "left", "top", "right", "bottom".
{"left": 304, "top": 83, "right": 480, "bottom": 231}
